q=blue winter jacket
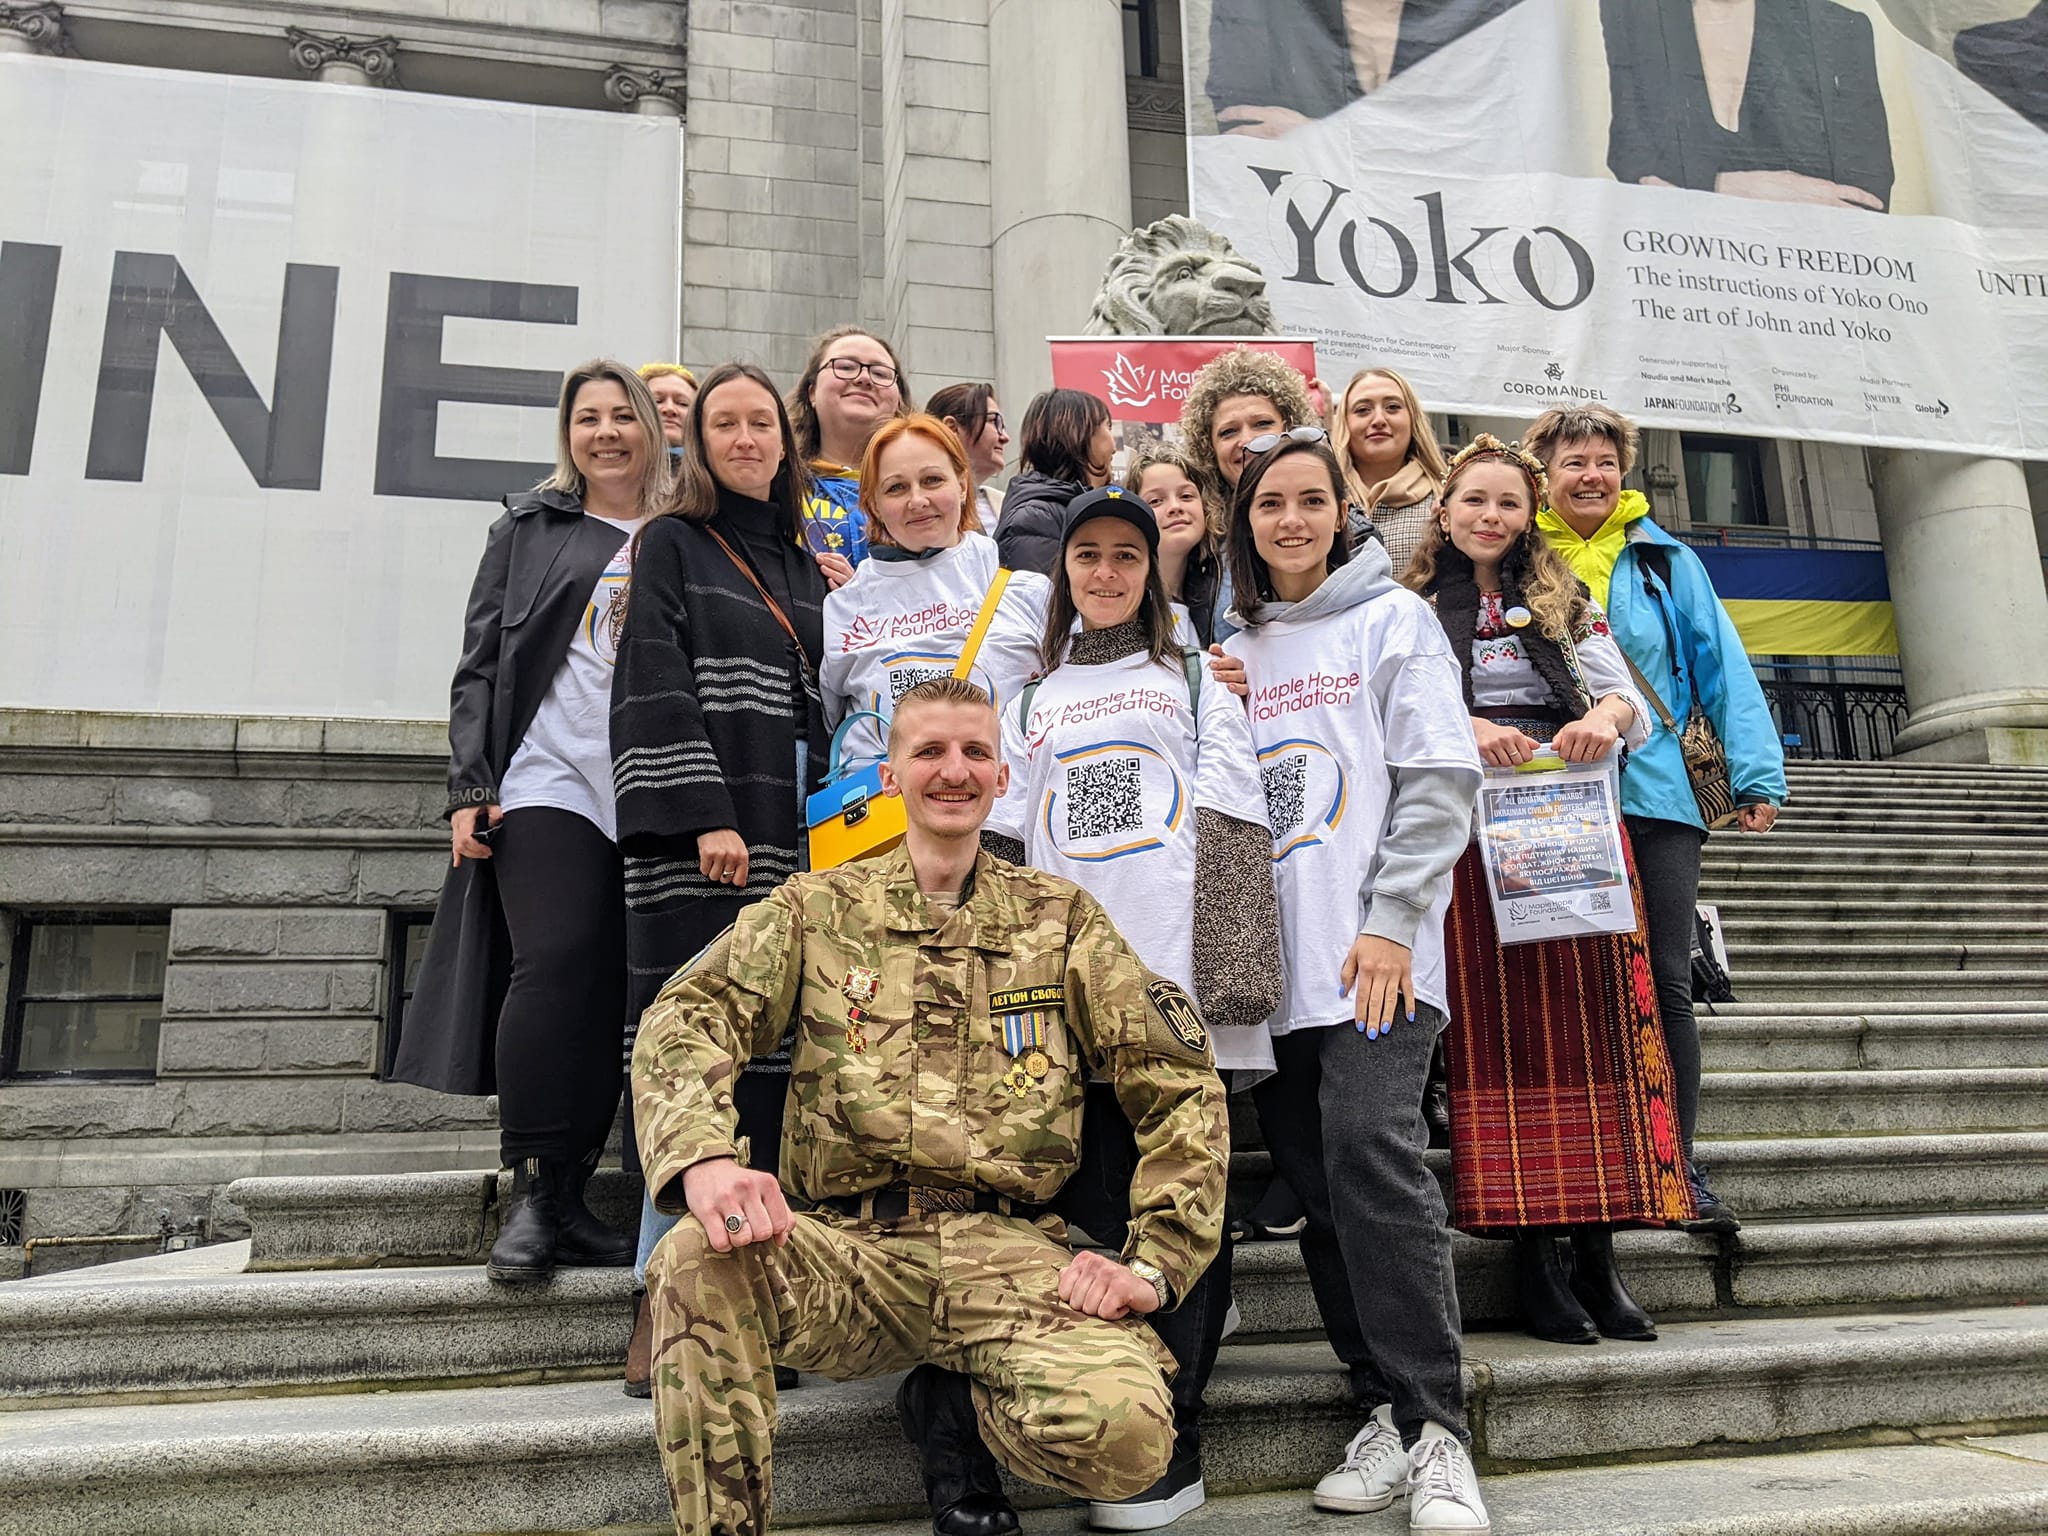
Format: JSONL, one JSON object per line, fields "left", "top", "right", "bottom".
{"left": 1605, "top": 519, "right": 1787, "bottom": 828}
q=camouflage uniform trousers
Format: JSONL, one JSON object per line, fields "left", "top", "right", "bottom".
{"left": 646, "top": 1204, "right": 1178, "bottom": 1536}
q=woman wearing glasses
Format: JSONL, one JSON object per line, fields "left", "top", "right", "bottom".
{"left": 789, "top": 326, "right": 912, "bottom": 574}
{"left": 925, "top": 381, "right": 1012, "bottom": 529}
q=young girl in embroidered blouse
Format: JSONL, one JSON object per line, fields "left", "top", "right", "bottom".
{"left": 1404, "top": 435, "right": 1692, "bottom": 1353}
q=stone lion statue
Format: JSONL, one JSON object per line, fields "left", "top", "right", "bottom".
{"left": 1083, "top": 215, "right": 1276, "bottom": 337}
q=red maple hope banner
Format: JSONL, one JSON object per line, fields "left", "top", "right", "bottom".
{"left": 1047, "top": 336, "right": 1319, "bottom": 426}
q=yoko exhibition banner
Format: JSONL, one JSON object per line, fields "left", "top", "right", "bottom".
{"left": 0, "top": 56, "right": 681, "bottom": 720}
{"left": 1185, "top": 0, "right": 2048, "bottom": 459}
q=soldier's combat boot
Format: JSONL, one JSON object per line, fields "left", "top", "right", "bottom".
{"left": 488, "top": 1157, "right": 561, "bottom": 1283}
{"left": 554, "top": 1149, "right": 635, "bottom": 1267}
{"left": 896, "top": 1363, "right": 1020, "bottom": 1536}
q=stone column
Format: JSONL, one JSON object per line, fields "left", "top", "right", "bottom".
{"left": 1870, "top": 449, "right": 2048, "bottom": 763}
{"left": 603, "top": 65, "right": 685, "bottom": 118}
{"left": 989, "top": 0, "right": 1132, "bottom": 415}
{"left": 0, "top": 3, "right": 67, "bottom": 53}
{"left": 285, "top": 27, "right": 400, "bottom": 87}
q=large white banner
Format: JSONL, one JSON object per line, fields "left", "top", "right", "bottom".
{"left": 1186, "top": 0, "right": 2048, "bottom": 459}
{"left": 0, "top": 56, "right": 681, "bottom": 719}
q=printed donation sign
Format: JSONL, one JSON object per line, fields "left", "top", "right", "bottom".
{"left": 1048, "top": 337, "right": 1318, "bottom": 425}
{"left": 1478, "top": 755, "right": 1634, "bottom": 947}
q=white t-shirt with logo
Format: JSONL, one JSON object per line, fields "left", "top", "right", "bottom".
{"left": 498, "top": 516, "right": 640, "bottom": 840}
{"left": 988, "top": 648, "right": 1274, "bottom": 1073}
{"left": 821, "top": 532, "right": 1050, "bottom": 768}
{"left": 1222, "top": 590, "right": 1478, "bottom": 1032}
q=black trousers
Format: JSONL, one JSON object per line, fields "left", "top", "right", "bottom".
{"left": 1053, "top": 1078, "right": 1235, "bottom": 1457}
{"left": 1251, "top": 1013, "right": 1466, "bottom": 1446}
{"left": 1624, "top": 814, "right": 1708, "bottom": 1152}
{"left": 492, "top": 807, "right": 628, "bottom": 1165}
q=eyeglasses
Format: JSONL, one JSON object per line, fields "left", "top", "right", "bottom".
{"left": 1245, "top": 426, "right": 1330, "bottom": 455}
{"left": 984, "top": 412, "right": 1007, "bottom": 436}
{"left": 824, "top": 357, "right": 898, "bottom": 388}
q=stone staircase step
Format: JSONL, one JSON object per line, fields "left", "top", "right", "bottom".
{"left": 1699, "top": 1068, "right": 2048, "bottom": 1136}
{"left": 1712, "top": 898, "right": 2023, "bottom": 923}
{"left": 1704, "top": 999, "right": 2048, "bottom": 1017}
{"left": 15, "top": 1206, "right": 2045, "bottom": 1412}
{"left": 1693, "top": 1132, "right": 2048, "bottom": 1219}
{"left": 7, "top": 1309, "right": 2045, "bottom": 1533}
{"left": 1699, "top": 1012, "right": 2048, "bottom": 1071}
{"left": 1698, "top": 859, "right": 2042, "bottom": 888}
{"left": 1720, "top": 920, "right": 2048, "bottom": 948}
{"left": 1728, "top": 969, "right": 2048, "bottom": 1003}
{"left": 798, "top": 1437, "right": 2048, "bottom": 1536}
{"left": 1730, "top": 941, "right": 2048, "bottom": 971}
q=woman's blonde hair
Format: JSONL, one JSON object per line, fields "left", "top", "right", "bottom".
{"left": 788, "top": 325, "right": 911, "bottom": 461}
{"left": 1126, "top": 440, "right": 1225, "bottom": 550}
{"left": 1330, "top": 366, "right": 1447, "bottom": 506}
{"left": 859, "top": 413, "right": 984, "bottom": 547}
{"left": 538, "top": 359, "right": 674, "bottom": 512}
{"left": 1523, "top": 403, "right": 1640, "bottom": 479}
{"left": 637, "top": 362, "right": 695, "bottom": 384}
{"left": 1176, "top": 346, "right": 1314, "bottom": 487}
{"left": 1404, "top": 436, "right": 1588, "bottom": 641}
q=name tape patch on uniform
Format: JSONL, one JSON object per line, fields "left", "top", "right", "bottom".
{"left": 990, "top": 984, "right": 1065, "bottom": 1013}
{"left": 1146, "top": 978, "right": 1209, "bottom": 1055}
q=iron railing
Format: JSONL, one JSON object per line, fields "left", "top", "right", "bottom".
{"left": 1758, "top": 678, "right": 1909, "bottom": 761}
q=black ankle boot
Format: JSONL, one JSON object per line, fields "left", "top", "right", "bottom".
{"left": 554, "top": 1151, "right": 635, "bottom": 1267}
{"left": 488, "top": 1157, "right": 561, "bottom": 1283}
{"left": 1511, "top": 1231, "right": 1598, "bottom": 1345}
{"left": 1569, "top": 1226, "right": 1658, "bottom": 1340}
{"left": 895, "top": 1364, "right": 1020, "bottom": 1536}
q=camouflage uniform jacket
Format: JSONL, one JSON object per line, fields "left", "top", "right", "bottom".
{"left": 632, "top": 845, "right": 1228, "bottom": 1301}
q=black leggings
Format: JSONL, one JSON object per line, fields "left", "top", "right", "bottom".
{"left": 1625, "top": 814, "right": 1707, "bottom": 1153}
{"left": 493, "top": 807, "right": 628, "bottom": 1165}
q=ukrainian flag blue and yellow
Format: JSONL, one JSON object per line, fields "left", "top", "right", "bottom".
{"left": 1685, "top": 545, "right": 1897, "bottom": 658}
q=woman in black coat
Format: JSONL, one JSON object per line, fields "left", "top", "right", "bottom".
{"left": 610, "top": 361, "right": 833, "bottom": 1393}
{"left": 1602, "top": 0, "right": 1894, "bottom": 210}
{"left": 396, "top": 359, "right": 671, "bottom": 1282}
{"left": 992, "top": 388, "right": 1113, "bottom": 576}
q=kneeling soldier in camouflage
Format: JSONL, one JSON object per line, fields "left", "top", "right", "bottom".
{"left": 633, "top": 676, "right": 1229, "bottom": 1536}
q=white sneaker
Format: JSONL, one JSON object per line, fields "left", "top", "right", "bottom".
{"left": 1407, "top": 1423, "right": 1490, "bottom": 1534}
{"left": 1313, "top": 1404, "right": 1409, "bottom": 1513}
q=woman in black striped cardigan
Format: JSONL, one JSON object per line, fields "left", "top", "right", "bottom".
{"left": 610, "top": 362, "right": 836, "bottom": 1392}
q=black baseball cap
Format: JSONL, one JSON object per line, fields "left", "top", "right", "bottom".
{"left": 1060, "top": 485, "right": 1159, "bottom": 553}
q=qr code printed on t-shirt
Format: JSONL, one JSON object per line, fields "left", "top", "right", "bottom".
{"left": 1065, "top": 756, "right": 1144, "bottom": 841}
{"left": 889, "top": 664, "right": 952, "bottom": 702}
{"left": 1262, "top": 753, "right": 1307, "bottom": 837}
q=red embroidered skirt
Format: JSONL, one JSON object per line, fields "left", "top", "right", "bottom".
{"left": 1442, "top": 832, "right": 1693, "bottom": 1234}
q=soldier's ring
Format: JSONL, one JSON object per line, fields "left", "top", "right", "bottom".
{"left": 725, "top": 1213, "right": 746, "bottom": 1234}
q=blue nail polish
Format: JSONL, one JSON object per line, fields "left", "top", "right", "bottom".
{"left": 1407, "top": 1008, "right": 1416, "bottom": 1022}
{"left": 1356, "top": 1019, "right": 1367, "bottom": 1034}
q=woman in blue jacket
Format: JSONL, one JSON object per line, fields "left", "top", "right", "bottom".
{"left": 1528, "top": 405, "right": 1786, "bottom": 1235}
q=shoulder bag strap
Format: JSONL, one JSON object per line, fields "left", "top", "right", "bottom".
{"left": 704, "top": 526, "right": 817, "bottom": 699}
{"left": 953, "top": 567, "right": 1013, "bottom": 679}
{"left": 1620, "top": 648, "right": 1679, "bottom": 736}
{"left": 1183, "top": 648, "right": 1202, "bottom": 720}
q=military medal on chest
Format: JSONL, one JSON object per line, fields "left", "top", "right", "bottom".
{"left": 841, "top": 966, "right": 880, "bottom": 1053}
{"left": 989, "top": 984, "right": 1062, "bottom": 1098}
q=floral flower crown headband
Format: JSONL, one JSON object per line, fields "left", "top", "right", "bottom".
{"left": 1445, "top": 433, "right": 1550, "bottom": 508}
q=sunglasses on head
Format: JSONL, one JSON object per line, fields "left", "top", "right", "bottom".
{"left": 1245, "top": 425, "right": 1330, "bottom": 455}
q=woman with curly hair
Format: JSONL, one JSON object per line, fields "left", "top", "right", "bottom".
{"left": 1178, "top": 346, "right": 1317, "bottom": 500}
{"left": 1405, "top": 435, "right": 1692, "bottom": 1348}
{"left": 1331, "top": 367, "right": 1447, "bottom": 572}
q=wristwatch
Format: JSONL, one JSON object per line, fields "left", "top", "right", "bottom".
{"left": 1126, "top": 1257, "right": 1172, "bottom": 1311}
